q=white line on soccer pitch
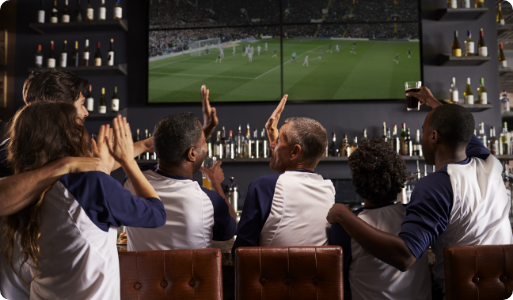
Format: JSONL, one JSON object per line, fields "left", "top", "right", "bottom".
{"left": 149, "top": 56, "right": 196, "bottom": 70}
{"left": 254, "top": 46, "right": 322, "bottom": 80}
{"left": 149, "top": 72, "right": 255, "bottom": 80}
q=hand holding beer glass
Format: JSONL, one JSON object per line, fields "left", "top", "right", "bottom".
{"left": 202, "top": 156, "right": 217, "bottom": 190}
{"left": 405, "top": 81, "right": 422, "bottom": 111}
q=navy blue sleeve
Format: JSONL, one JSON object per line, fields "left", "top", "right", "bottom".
{"left": 0, "top": 139, "right": 12, "bottom": 178}
{"left": 124, "top": 164, "right": 155, "bottom": 185}
{"left": 466, "top": 134, "right": 491, "bottom": 160}
{"left": 201, "top": 187, "right": 236, "bottom": 241}
{"left": 330, "top": 222, "right": 353, "bottom": 293}
{"left": 231, "top": 174, "right": 280, "bottom": 259}
{"left": 399, "top": 168, "right": 453, "bottom": 259}
{"left": 60, "top": 171, "right": 166, "bottom": 232}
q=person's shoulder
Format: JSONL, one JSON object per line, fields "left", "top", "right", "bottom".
{"left": 251, "top": 173, "right": 281, "bottom": 187}
{"left": 200, "top": 186, "right": 224, "bottom": 202}
{"left": 61, "top": 170, "right": 119, "bottom": 188}
{"left": 415, "top": 168, "right": 451, "bottom": 190}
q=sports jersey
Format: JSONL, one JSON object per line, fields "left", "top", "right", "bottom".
{"left": 331, "top": 203, "right": 431, "bottom": 300}
{"left": 124, "top": 165, "right": 236, "bottom": 251}
{"left": 399, "top": 135, "right": 513, "bottom": 293}
{"left": 232, "top": 170, "right": 335, "bottom": 258}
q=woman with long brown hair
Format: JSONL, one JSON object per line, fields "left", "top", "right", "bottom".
{"left": 1, "top": 101, "right": 166, "bottom": 300}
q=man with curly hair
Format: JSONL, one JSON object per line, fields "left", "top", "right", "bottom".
{"left": 330, "top": 138, "right": 431, "bottom": 300}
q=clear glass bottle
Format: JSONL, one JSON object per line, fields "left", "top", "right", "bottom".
{"left": 501, "top": 90, "right": 510, "bottom": 112}
{"left": 500, "top": 122, "right": 509, "bottom": 155}
{"left": 450, "top": 77, "right": 459, "bottom": 103}
{"left": 477, "top": 78, "right": 487, "bottom": 104}
{"left": 464, "top": 78, "right": 474, "bottom": 104}
{"left": 478, "top": 122, "right": 487, "bottom": 146}
{"left": 214, "top": 131, "right": 222, "bottom": 159}
{"left": 413, "top": 129, "right": 422, "bottom": 157}
{"left": 225, "top": 130, "right": 235, "bottom": 159}
{"left": 258, "top": 129, "right": 269, "bottom": 158}
{"left": 465, "top": 30, "right": 474, "bottom": 56}
{"left": 489, "top": 127, "right": 498, "bottom": 155}
{"left": 235, "top": 125, "right": 246, "bottom": 158}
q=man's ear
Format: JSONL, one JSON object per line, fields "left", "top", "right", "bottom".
{"left": 431, "top": 130, "right": 441, "bottom": 145}
{"left": 290, "top": 144, "right": 302, "bottom": 160}
{"left": 186, "top": 147, "right": 197, "bottom": 162}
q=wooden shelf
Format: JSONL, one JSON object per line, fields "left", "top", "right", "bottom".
{"left": 441, "top": 100, "right": 493, "bottom": 112}
{"left": 87, "top": 108, "right": 127, "bottom": 119}
{"left": 436, "top": 8, "right": 488, "bottom": 21}
{"left": 497, "top": 24, "right": 513, "bottom": 35}
{"left": 502, "top": 111, "right": 513, "bottom": 119}
{"left": 439, "top": 54, "right": 490, "bottom": 66}
{"left": 28, "top": 64, "right": 127, "bottom": 76}
{"left": 29, "top": 19, "right": 128, "bottom": 35}
{"left": 500, "top": 66, "right": 512, "bottom": 76}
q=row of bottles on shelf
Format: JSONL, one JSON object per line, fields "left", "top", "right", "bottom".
{"left": 35, "top": 39, "right": 116, "bottom": 68}
{"left": 210, "top": 125, "right": 270, "bottom": 159}
{"left": 85, "top": 85, "right": 120, "bottom": 113}
{"left": 451, "top": 29, "right": 488, "bottom": 57}
{"left": 38, "top": 0, "right": 122, "bottom": 24}
{"left": 448, "top": 77, "right": 488, "bottom": 104}
{"left": 134, "top": 129, "right": 157, "bottom": 160}
{"left": 476, "top": 121, "right": 513, "bottom": 155}
{"left": 403, "top": 161, "right": 436, "bottom": 203}
{"left": 446, "top": 0, "right": 485, "bottom": 9}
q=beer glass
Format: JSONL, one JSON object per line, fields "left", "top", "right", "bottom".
{"left": 405, "top": 81, "right": 422, "bottom": 111}
{"left": 201, "top": 156, "right": 217, "bottom": 190}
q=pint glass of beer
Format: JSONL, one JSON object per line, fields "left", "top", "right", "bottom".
{"left": 405, "top": 81, "right": 422, "bottom": 111}
{"left": 202, "top": 156, "right": 217, "bottom": 190}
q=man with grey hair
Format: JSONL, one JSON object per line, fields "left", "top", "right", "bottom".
{"left": 232, "top": 95, "right": 336, "bottom": 258}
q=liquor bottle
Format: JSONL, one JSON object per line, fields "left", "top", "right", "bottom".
{"left": 71, "top": 41, "right": 79, "bottom": 67}
{"left": 399, "top": 123, "right": 407, "bottom": 155}
{"left": 424, "top": 164, "right": 428, "bottom": 178}
{"left": 475, "top": 0, "right": 484, "bottom": 8}
{"left": 477, "top": 78, "right": 487, "bottom": 104}
{"left": 235, "top": 125, "right": 245, "bottom": 158}
{"left": 452, "top": 30, "right": 462, "bottom": 57}
{"left": 38, "top": 0, "right": 45, "bottom": 23}
{"left": 464, "top": 78, "right": 474, "bottom": 104}
{"left": 86, "top": 0, "right": 94, "bottom": 21}
{"left": 391, "top": 125, "right": 400, "bottom": 153}
{"left": 35, "top": 45, "right": 43, "bottom": 68}
{"left": 361, "top": 129, "right": 368, "bottom": 142}
{"left": 413, "top": 129, "right": 423, "bottom": 157}
{"left": 75, "top": 0, "right": 82, "bottom": 22}
{"left": 339, "top": 134, "right": 349, "bottom": 157}
{"left": 60, "top": 40, "right": 68, "bottom": 68}
{"left": 489, "top": 127, "right": 498, "bottom": 155}
{"left": 499, "top": 43, "right": 507, "bottom": 68}
{"left": 221, "top": 126, "right": 227, "bottom": 158}
{"left": 500, "top": 122, "right": 509, "bottom": 155}
{"left": 501, "top": 90, "right": 510, "bottom": 112}
{"left": 82, "top": 39, "right": 90, "bottom": 66}
{"left": 405, "top": 128, "right": 412, "bottom": 156}
{"left": 111, "top": 86, "right": 119, "bottom": 112}
{"left": 349, "top": 136, "right": 358, "bottom": 156}
{"left": 329, "top": 132, "right": 339, "bottom": 157}
{"left": 497, "top": 3, "right": 505, "bottom": 25}
{"left": 382, "top": 122, "right": 387, "bottom": 142}
{"left": 386, "top": 128, "right": 391, "bottom": 145}
{"left": 94, "top": 42, "right": 102, "bottom": 66}
{"left": 135, "top": 129, "right": 141, "bottom": 159}
{"left": 246, "top": 124, "right": 255, "bottom": 158}
{"left": 225, "top": 130, "right": 235, "bottom": 159}
{"left": 478, "top": 122, "right": 487, "bottom": 146}
{"left": 206, "top": 137, "right": 213, "bottom": 157}
{"left": 450, "top": 77, "right": 459, "bottom": 103}
{"left": 465, "top": 30, "right": 474, "bottom": 56}
{"left": 51, "top": 0, "right": 58, "bottom": 23}
{"left": 114, "top": 0, "right": 122, "bottom": 19}
{"left": 99, "top": 87, "right": 107, "bottom": 114}
{"left": 144, "top": 129, "right": 150, "bottom": 160}
{"left": 47, "top": 41, "right": 56, "bottom": 68}
{"left": 214, "top": 131, "right": 222, "bottom": 158}
{"left": 99, "top": 0, "right": 107, "bottom": 20}
{"left": 259, "top": 129, "right": 269, "bottom": 158}
{"left": 478, "top": 28, "right": 487, "bottom": 57}
{"left": 462, "top": 0, "right": 470, "bottom": 8}
{"left": 86, "top": 85, "right": 94, "bottom": 112}
{"left": 447, "top": 0, "right": 457, "bottom": 9}
{"left": 62, "top": 0, "right": 70, "bottom": 23}
{"left": 107, "top": 38, "right": 115, "bottom": 66}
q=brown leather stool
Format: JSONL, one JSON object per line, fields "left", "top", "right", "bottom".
{"left": 235, "top": 246, "right": 343, "bottom": 300}
{"left": 119, "top": 248, "right": 223, "bottom": 300}
{"left": 444, "top": 245, "right": 513, "bottom": 300}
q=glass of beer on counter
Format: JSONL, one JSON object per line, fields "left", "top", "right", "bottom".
{"left": 202, "top": 156, "right": 217, "bottom": 190}
{"left": 405, "top": 81, "right": 422, "bottom": 111}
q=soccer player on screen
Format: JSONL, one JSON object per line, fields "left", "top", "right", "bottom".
{"left": 242, "top": 46, "right": 246, "bottom": 57}
{"left": 408, "top": 48, "right": 411, "bottom": 58}
{"left": 220, "top": 48, "right": 224, "bottom": 58}
{"left": 351, "top": 45, "right": 356, "bottom": 55}
{"left": 328, "top": 44, "right": 332, "bottom": 54}
{"left": 303, "top": 55, "right": 309, "bottom": 66}
{"left": 272, "top": 48, "right": 277, "bottom": 58}
{"left": 216, "top": 52, "right": 222, "bottom": 63}
{"left": 233, "top": 45, "right": 236, "bottom": 54}
{"left": 248, "top": 51, "right": 253, "bottom": 62}
{"left": 257, "top": 45, "right": 261, "bottom": 56}
{"left": 395, "top": 53, "right": 399, "bottom": 64}
{"left": 292, "top": 52, "right": 297, "bottom": 63}
{"left": 336, "top": 44, "right": 340, "bottom": 53}
{"left": 319, "top": 50, "right": 323, "bottom": 60}
{"left": 205, "top": 48, "right": 210, "bottom": 57}
{"left": 265, "top": 43, "right": 268, "bottom": 51}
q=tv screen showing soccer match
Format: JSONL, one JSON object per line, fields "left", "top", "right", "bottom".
{"left": 148, "top": 0, "right": 421, "bottom": 103}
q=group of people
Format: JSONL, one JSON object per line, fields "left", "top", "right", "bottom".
{"left": 0, "top": 69, "right": 512, "bottom": 300}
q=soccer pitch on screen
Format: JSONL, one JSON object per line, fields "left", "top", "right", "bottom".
{"left": 148, "top": 38, "right": 421, "bottom": 103}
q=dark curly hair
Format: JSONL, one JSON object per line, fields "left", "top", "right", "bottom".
{"left": 348, "top": 138, "right": 407, "bottom": 205}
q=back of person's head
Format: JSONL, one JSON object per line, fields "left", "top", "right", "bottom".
{"left": 284, "top": 117, "right": 328, "bottom": 168}
{"left": 24, "top": 70, "right": 88, "bottom": 104}
{"left": 153, "top": 112, "right": 203, "bottom": 167}
{"left": 349, "top": 138, "right": 407, "bottom": 205}
{"left": 429, "top": 104, "right": 474, "bottom": 149}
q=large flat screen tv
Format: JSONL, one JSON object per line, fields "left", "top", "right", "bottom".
{"left": 147, "top": 0, "right": 421, "bottom": 103}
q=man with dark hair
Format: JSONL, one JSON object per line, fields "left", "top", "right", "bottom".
{"left": 328, "top": 87, "right": 513, "bottom": 298}
{"left": 331, "top": 138, "right": 431, "bottom": 300}
{"left": 124, "top": 87, "right": 236, "bottom": 251}
{"left": 232, "top": 95, "right": 336, "bottom": 258}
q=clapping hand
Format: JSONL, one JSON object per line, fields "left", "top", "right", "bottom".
{"left": 265, "top": 94, "right": 288, "bottom": 144}
{"left": 106, "top": 115, "right": 134, "bottom": 165}
{"left": 201, "top": 85, "right": 218, "bottom": 139}
{"left": 91, "top": 124, "right": 115, "bottom": 172}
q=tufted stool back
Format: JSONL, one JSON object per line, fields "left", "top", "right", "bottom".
{"left": 119, "top": 248, "right": 223, "bottom": 300}
{"left": 235, "top": 246, "right": 343, "bottom": 300}
{"left": 444, "top": 245, "right": 513, "bottom": 300}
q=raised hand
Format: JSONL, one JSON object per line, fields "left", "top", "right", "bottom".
{"left": 201, "top": 85, "right": 218, "bottom": 139}
{"left": 106, "top": 115, "right": 134, "bottom": 165}
{"left": 406, "top": 86, "right": 442, "bottom": 109}
{"left": 91, "top": 124, "right": 115, "bottom": 171}
{"left": 265, "top": 94, "right": 288, "bottom": 144}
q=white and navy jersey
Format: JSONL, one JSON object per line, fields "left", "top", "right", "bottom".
{"left": 6, "top": 171, "right": 166, "bottom": 300}
{"left": 399, "top": 135, "right": 513, "bottom": 292}
{"left": 124, "top": 165, "right": 236, "bottom": 251}
{"left": 331, "top": 203, "right": 431, "bottom": 300}
{"left": 232, "top": 170, "right": 335, "bottom": 258}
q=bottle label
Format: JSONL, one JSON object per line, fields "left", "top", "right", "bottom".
{"left": 87, "top": 8, "right": 94, "bottom": 20}
{"left": 463, "top": 0, "right": 470, "bottom": 8}
{"left": 99, "top": 106, "right": 107, "bottom": 114}
{"left": 83, "top": 52, "right": 90, "bottom": 59}
{"left": 501, "top": 20, "right": 506, "bottom": 25}
{"left": 479, "top": 92, "right": 487, "bottom": 104}
{"left": 47, "top": 58, "right": 56, "bottom": 68}
{"left": 35, "top": 56, "right": 43, "bottom": 66}
{"left": 86, "top": 98, "right": 94, "bottom": 111}
{"left": 492, "top": 143, "right": 498, "bottom": 154}
{"left": 478, "top": 46, "right": 488, "bottom": 57}
{"left": 465, "top": 95, "right": 474, "bottom": 104}
{"left": 502, "top": 60, "right": 508, "bottom": 68}
{"left": 51, "top": 16, "right": 58, "bottom": 23}
{"left": 108, "top": 51, "right": 114, "bottom": 65}
{"left": 60, "top": 53, "right": 67, "bottom": 67}
{"left": 111, "top": 99, "right": 119, "bottom": 111}
{"left": 449, "top": 0, "right": 457, "bottom": 8}
{"left": 452, "top": 49, "right": 462, "bottom": 57}
{"left": 451, "top": 90, "right": 459, "bottom": 103}
{"left": 62, "top": 15, "right": 70, "bottom": 23}
{"left": 38, "top": 11, "right": 45, "bottom": 23}
{"left": 95, "top": 58, "right": 102, "bottom": 66}
{"left": 99, "top": 7, "right": 106, "bottom": 20}
{"left": 465, "top": 42, "right": 474, "bottom": 54}
{"left": 114, "top": 7, "right": 122, "bottom": 19}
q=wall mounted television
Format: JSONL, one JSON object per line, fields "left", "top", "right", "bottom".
{"left": 147, "top": 0, "right": 422, "bottom": 104}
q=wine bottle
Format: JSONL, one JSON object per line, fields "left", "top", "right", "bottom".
{"left": 114, "top": 0, "right": 122, "bottom": 19}
{"left": 86, "top": 0, "right": 94, "bottom": 21}
{"left": 452, "top": 30, "right": 462, "bottom": 57}
{"left": 75, "top": 0, "right": 82, "bottom": 22}
{"left": 86, "top": 85, "right": 94, "bottom": 112}
{"left": 500, "top": 122, "right": 509, "bottom": 155}
{"left": 475, "top": 0, "right": 484, "bottom": 8}
{"left": 462, "top": 0, "right": 470, "bottom": 8}
{"left": 450, "top": 77, "right": 459, "bottom": 103}
{"left": 38, "top": 0, "right": 45, "bottom": 23}
{"left": 361, "top": 128, "right": 368, "bottom": 142}
{"left": 71, "top": 41, "right": 79, "bottom": 67}
{"left": 94, "top": 42, "right": 102, "bottom": 66}
{"left": 382, "top": 122, "right": 387, "bottom": 142}
{"left": 47, "top": 41, "right": 56, "bottom": 68}
{"left": 60, "top": 40, "right": 67, "bottom": 68}
{"left": 107, "top": 38, "right": 115, "bottom": 66}
{"left": 82, "top": 39, "right": 90, "bottom": 66}
{"left": 35, "top": 45, "right": 43, "bottom": 68}
{"left": 465, "top": 30, "right": 474, "bottom": 56}
{"left": 447, "top": 0, "right": 457, "bottom": 9}
{"left": 478, "top": 122, "right": 487, "bottom": 146}
{"left": 413, "top": 129, "right": 422, "bottom": 157}
{"left": 489, "top": 127, "right": 498, "bottom": 155}
{"left": 478, "top": 28, "right": 487, "bottom": 57}
{"left": 99, "top": 0, "right": 107, "bottom": 20}
{"left": 51, "top": 0, "right": 58, "bottom": 23}
{"left": 144, "top": 129, "right": 150, "bottom": 160}
{"left": 99, "top": 87, "right": 107, "bottom": 114}
{"left": 405, "top": 128, "right": 412, "bottom": 156}
{"left": 477, "top": 78, "right": 487, "bottom": 104}
{"left": 399, "top": 123, "right": 407, "bottom": 155}
{"left": 111, "top": 86, "right": 119, "bottom": 112}
{"left": 501, "top": 90, "right": 510, "bottom": 112}
{"left": 329, "top": 132, "right": 339, "bottom": 157}
{"left": 497, "top": 3, "right": 505, "bottom": 25}
{"left": 392, "top": 124, "right": 400, "bottom": 153}
{"left": 62, "top": 0, "right": 70, "bottom": 23}
{"left": 464, "top": 78, "right": 474, "bottom": 104}
{"left": 259, "top": 129, "right": 269, "bottom": 158}
{"left": 499, "top": 43, "right": 507, "bottom": 68}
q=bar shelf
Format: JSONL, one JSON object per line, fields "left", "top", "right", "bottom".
{"left": 500, "top": 66, "right": 512, "bottom": 76}
{"left": 501, "top": 111, "right": 513, "bottom": 119}
{"left": 436, "top": 8, "right": 488, "bottom": 21}
{"left": 497, "top": 24, "right": 513, "bottom": 35}
{"left": 28, "top": 64, "right": 127, "bottom": 76}
{"left": 439, "top": 54, "right": 490, "bottom": 66}
{"left": 29, "top": 19, "right": 128, "bottom": 35}
{"left": 440, "top": 100, "right": 493, "bottom": 112}
{"left": 87, "top": 108, "right": 127, "bottom": 119}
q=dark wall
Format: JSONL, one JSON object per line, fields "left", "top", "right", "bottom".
{"left": 11, "top": 0, "right": 502, "bottom": 204}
